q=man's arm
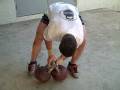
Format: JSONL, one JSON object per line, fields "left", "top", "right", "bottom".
{"left": 44, "top": 40, "right": 54, "bottom": 64}
{"left": 44, "top": 40, "right": 52, "bottom": 56}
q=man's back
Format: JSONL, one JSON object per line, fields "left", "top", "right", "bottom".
{"left": 44, "top": 2, "right": 84, "bottom": 47}
{"left": 48, "top": 2, "right": 79, "bottom": 19}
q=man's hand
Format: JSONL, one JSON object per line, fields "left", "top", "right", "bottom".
{"left": 47, "top": 54, "right": 57, "bottom": 65}
{"left": 56, "top": 55, "right": 66, "bottom": 65}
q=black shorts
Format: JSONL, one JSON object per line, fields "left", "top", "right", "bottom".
{"left": 41, "top": 14, "right": 85, "bottom": 25}
{"left": 40, "top": 14, "right": 49, "bottom": 25}
{"left": 79, "top": 15, "right": 85, "bottom": 25}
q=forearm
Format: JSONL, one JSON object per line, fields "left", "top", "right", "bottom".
{"left": 44, "top": 40, "right": 52, "bottom": 56}
{"left": 56, "top": 54, "right": 66, "bottom": 65}
{"left": 44, "top": 39, "right": 67, "bottom": 64}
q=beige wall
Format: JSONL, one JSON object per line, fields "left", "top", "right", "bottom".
{"left": 77, "top": 0, "right": 120, "bottom": 11}
{"left": 0, "top": 0, "right": 120, "bottom": 25}
{"left": 116, "top": 0, "right": 120, "bottom": 11}
{"left": 105, "top": 0, "right": 120, "bottom": 11}
{"left": 0, "top": 0, "right": 16, "bottom": 25}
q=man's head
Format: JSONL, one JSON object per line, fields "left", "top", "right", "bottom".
{"left": 59, "top": 34, "right": 77, "bottom": 57}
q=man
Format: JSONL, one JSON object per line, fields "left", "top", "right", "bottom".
{"left": 28, "top": 2, "right": 86, "bottom": 78}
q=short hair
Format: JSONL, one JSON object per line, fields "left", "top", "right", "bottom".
{"left": 59, "top": 34, "right": 77, "bottom": 57}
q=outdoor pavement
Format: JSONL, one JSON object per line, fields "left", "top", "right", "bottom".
{"left": 0, "top": 9, "right": 120, "bottom": 90}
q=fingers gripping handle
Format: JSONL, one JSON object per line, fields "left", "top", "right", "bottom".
{"left": 48, "top": 60, "right": 58, "bottom": 73}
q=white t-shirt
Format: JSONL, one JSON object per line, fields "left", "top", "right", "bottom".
{"left": 44, "top": 2, "right": 84, "bottom": 47}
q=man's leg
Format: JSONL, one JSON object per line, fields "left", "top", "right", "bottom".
{"left": 67, "top": 39, "right": 86, "bottom": 78}
{"left": 68, "top": 25, "right": 87, "bottom": 78}
{"left": 71, "top": 39, "right": 86, "bottom": 64}
{"left": 28, "top": 14, "right": 49, "bottom": 74}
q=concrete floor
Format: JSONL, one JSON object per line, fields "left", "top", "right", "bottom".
{"left": 0, "top": 9, "right": 120, "bottom": 90}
